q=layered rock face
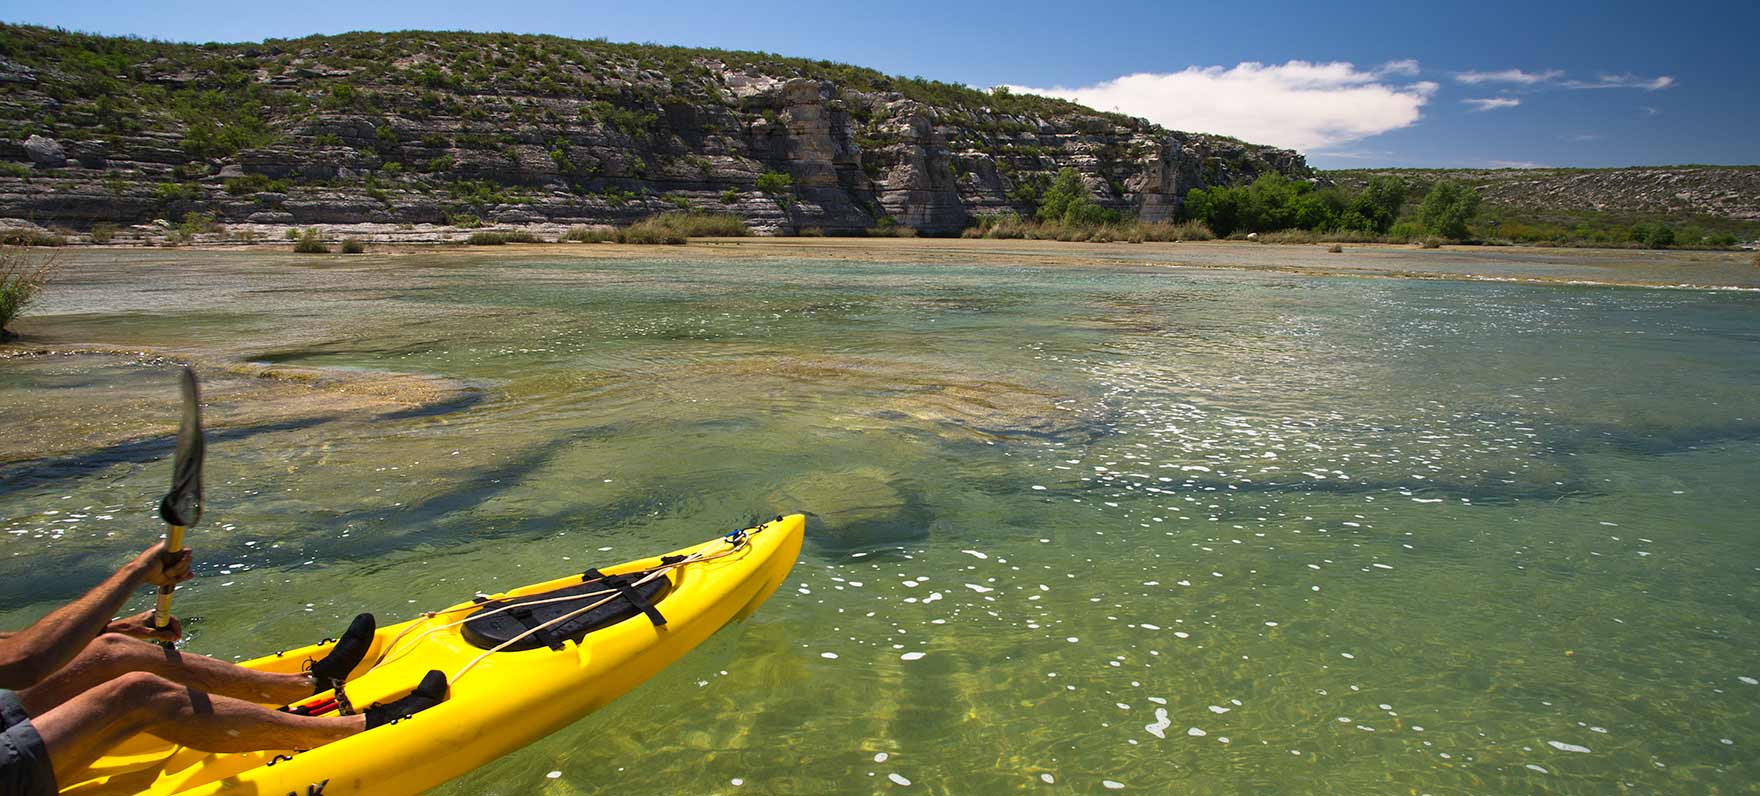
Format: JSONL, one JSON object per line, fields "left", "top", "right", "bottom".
{"left": 0, "top": 27, "right": 1308, "bottom": 234}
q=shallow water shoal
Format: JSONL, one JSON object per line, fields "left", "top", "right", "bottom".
{"left": 3, "top": 247, "right": 1758, "bottom": 795}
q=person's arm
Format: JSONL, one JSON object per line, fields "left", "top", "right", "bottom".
{"left": 0, "top": 542, "right": 192, "bottom": 689}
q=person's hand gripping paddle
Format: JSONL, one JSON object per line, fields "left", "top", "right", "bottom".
{"left": 152, "top": 366, "right": 204, "bottom": 649}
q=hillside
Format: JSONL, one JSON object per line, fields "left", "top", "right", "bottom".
{"left": 0, "top": 25, "right": 1306, "bottom": 236}
{"left": 1325, "top": 166, "right": 1760, "bottom": 240}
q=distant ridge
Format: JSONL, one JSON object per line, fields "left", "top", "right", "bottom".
{"left": 1325, "top": 166, "right": 1760, "bottom": 224}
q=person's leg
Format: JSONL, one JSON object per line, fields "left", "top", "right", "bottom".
{"left": 30, "top": 672, "right": 362, "bottom": 785}
{"left": 17, "top": 634, "right": 310, "bottom": 716}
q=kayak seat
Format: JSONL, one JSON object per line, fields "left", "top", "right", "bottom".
{"left": 461, "top": 573, "right": 671, "bottom": 652}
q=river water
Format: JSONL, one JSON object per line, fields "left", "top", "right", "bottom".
{"left": 2, "top": 248, "right": 1758, "bottom": 794}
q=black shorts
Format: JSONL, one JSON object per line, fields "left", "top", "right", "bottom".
{"left": 0, "top": 689, "right": 54, "bottom": 796}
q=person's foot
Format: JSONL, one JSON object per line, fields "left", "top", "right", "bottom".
{"left": 364, "top": 670, "right": 448, "bottom": 729}
{"left": 309, "top": 613, "right": 375, "bottom": 694}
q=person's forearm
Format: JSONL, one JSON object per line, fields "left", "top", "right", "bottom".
{"left": 0, "top": 553, "right": 149, "bottom": 688}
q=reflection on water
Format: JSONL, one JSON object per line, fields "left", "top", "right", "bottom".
{"left": 3, "top": 250, "right": 1758, "bottom": 794}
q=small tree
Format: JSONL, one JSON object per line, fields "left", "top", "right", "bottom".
{"left": 1362, "top": 176, "right": 1407, "bottom": 232}
{"left": 1418, "top": 181, "right": 1480, "bottom": 240}
{"left": 1036, "top": 168, "right": 1115, "bottom": 225}
{"left": 1, "top": 246, "right": 60, "bottom": 341}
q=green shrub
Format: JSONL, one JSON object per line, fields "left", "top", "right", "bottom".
{"left": 721, "top": 188, "right": 740, "bottom": 203}
{"left": 292, "top": 228, "right": 330, "bottom": 253}
{"left": 755, "top": 171, "right": 793, "bottom": 194}
{"left": 89, "top": 223, "right": 117, "bottom": 244}
{"left": 340, "top": 238, "right": 366, "bottom": 254}
{"left": 176, "top": 212, "right": 221, "bottom": 237}
{"left": 466, "top": 230, "right": 539, "bottom": 245}
{"left": 224, "top": 173, "right": 289, "bottom": 196}
{"left": 0, "top": 162, "right": 31, "bottom": 178}
{"left": 285, "top": 228, "right": 302, "bottom": 241}
{"left": 1630, "top": 222, "right": 1676, "bottom": 249}
{"left": 154, "top": 182, "right": 201, "bottom": 203}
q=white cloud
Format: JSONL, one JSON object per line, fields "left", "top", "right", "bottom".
{"left": 1463, "top": 97, "right": 1521, "bottom": 111}
{"left": 1561, "top": 74, "right": 1675, "bottom": 90}
{"left": 1488, "top": 160, "right": 1546, "bottom": 169}
{"left": 1005, "top": 60, "right": 1435, "bottom": 152}
{"left": 1376, "top": 59, "right": 1421, "bottom": 77}
{"left": 1456, "top": 69, "right": 1563, "bottom": 85}
{"left": 1456, "top": 69, "right": 1673, "bottom": 91}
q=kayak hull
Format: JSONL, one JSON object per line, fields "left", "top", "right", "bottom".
{"left": 60, "top": 514, "right": 805, "bottom": 796}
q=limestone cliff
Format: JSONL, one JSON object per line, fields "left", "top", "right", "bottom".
{"left": 0, "top": 26, "right": 1308, "bottom": 235}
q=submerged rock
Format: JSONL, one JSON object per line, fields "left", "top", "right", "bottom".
{"left": 768, "top": 466, "right": 930, "bottom": 551}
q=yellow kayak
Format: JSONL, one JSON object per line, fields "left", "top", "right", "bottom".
{"left": 60, "top": 514, "right": 805, "bottom": 796}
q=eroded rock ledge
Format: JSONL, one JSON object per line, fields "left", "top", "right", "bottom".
{"left": 0, "top": 27, "right": 1306, "bottom": 236}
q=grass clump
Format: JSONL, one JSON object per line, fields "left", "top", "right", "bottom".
{"left": 647, "top": 211, "right": 750, "bottom": 237}
{"left": 292, "top": 228, "right": 330, "bottom": 253}
{"left": 563, "top": 226, "right": 614, "bottom": 243}
{"left": 613, "top": 218, "right": 687, "bottom": 245}
{"left": 1327, "top": 244, "right": 1344, "bottom": 253}
{"left": 466, "top": 230, "right": 540, "bottom": 245}
{"left": 1139, "top": 221, "right": 1214, "bottom": 241}
{"left": 340, "top": 238, "right": 366, "bottom": 254}
{"left": 1, "top": 245, "right": 61, "bottom": 340}
{"left": 964, "top": 214, "right": 1215, "bottom": 243}
{"left": 0, "top": 229, "right": 68, "bottom": 247}
{"left": 565, "top": 212, "right": 752, "bottom": 245}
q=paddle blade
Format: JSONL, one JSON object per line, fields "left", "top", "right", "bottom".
{"left": 158, "top": 367, "right": 204, "bottom": 529}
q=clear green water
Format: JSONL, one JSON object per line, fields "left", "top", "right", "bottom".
{"left": 3, "top": 251, "right": 1759, "bottom": 794}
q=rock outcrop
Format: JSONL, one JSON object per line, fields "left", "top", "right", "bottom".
{"left": 0, "top": 26, "right": 1308, "bottom": 235}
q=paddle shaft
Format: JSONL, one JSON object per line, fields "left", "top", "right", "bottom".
{"left": 152, "top": 525, "right": 186, "bottom": 630}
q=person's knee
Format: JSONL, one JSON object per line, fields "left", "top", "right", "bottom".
{"left": 88, "top": 633, "right": 148, "bottom": 666}
{"left": 106, "top": 671, "right": 184, "bottom": 718}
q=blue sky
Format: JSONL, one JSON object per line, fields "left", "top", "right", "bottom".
{"left": 3, "top": 0, "right": 1754, "bottom": 168}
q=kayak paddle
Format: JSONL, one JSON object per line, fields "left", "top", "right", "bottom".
{"left": 153, "top": 366, "right": 204, "bottom": 646}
